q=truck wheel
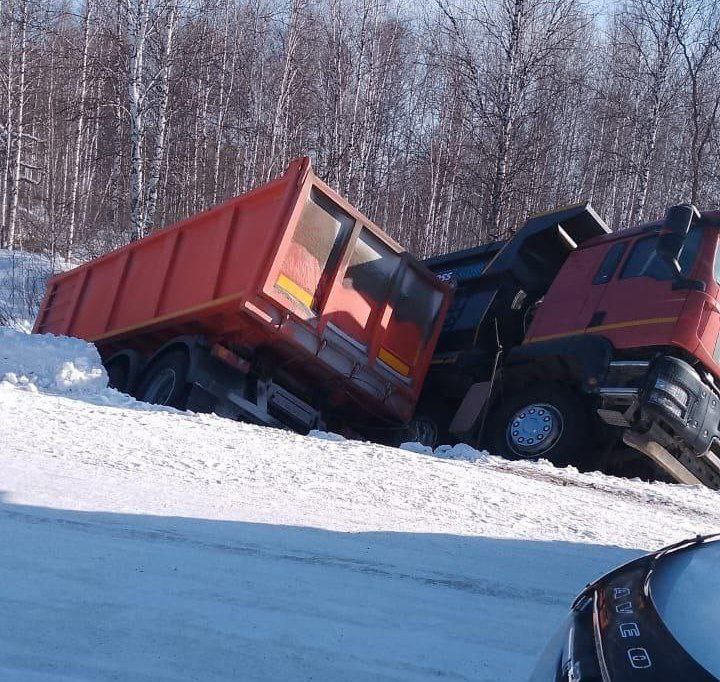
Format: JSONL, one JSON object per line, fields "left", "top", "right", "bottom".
{"left": 105, "top": 356, "right": 130, "bottom": 392}
{"left": 134, "top": 350, "right": 190, "bottom": 409}
{"left": 402, "top": 415, "right": 439, "bottom": 448}
{"left": 486, "top": 385, "right": 588, "bottom": 467}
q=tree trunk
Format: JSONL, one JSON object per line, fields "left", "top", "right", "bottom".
{"left": 66, "top": 0, "right": 93, "bottom": 258}
{"left": 6, "top": 0, "right": 28, "bottom": 250}
{"left": 127, "top": 0, "right": 150, "bottom": 240}
{"left": 143, "top": 0, "right": 177, "bottom": 232}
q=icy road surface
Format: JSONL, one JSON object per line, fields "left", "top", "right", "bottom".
{"left": 2, "top": 328, "right": 720, "bottom": 680}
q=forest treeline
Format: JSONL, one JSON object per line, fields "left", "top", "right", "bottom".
{"left": 0, "top": 0, "right": 719, "bottom": 261}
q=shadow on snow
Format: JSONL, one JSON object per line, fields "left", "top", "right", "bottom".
{"left": 0, "top": 494, "right": 641, "bottom": 681}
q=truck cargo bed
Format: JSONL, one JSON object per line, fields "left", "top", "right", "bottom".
{"left": 35, "top": 159, "right": 449, "bottom": 425}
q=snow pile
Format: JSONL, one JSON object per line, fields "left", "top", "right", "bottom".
{"left": 401, "top": 440, "right": 490, "bottom": 462}
{"left": 435, "top": 442, "right": 490, "bottom": 461}
{"left": 308, "top": 429, "right": 346, "bottom": 442}
{"left": 0, "top": 327, "right": 108, "bottom": 396}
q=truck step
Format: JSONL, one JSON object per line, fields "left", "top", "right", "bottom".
{"left": 597, "top": 408, "right": 631, "bottom": 427}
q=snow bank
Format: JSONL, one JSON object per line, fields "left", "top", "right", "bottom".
{"left": 0, "top": 327, "right": 108, "bottom": 397}
{"left": 401, "top": 441, "right": 490, "bottom": 462}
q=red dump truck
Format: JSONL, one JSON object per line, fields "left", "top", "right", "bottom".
{"left": 34, "top": 159, "right": 720, "bottom": 488}
{"left": 34, "top": 158, "right": 449, "bottom": 441}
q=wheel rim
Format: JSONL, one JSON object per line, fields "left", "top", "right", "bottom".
{"left": 142, "top": 367, "right": 177, "bottom": 405}
{"left": 506, "top": 402, "right": 563, "bottom": 458}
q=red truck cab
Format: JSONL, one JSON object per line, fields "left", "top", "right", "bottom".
{"left": 515, "top": 209, "right": 720, "bottom": 485}
{"left": 526, "top": 213, "right": 720, "bottom": 377}
{"left": 425, "top": 204, "right": 720, "bottom": 488}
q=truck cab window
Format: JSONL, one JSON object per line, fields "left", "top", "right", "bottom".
{"left": 592, "top": 242, "right": 627, "bottom": 284}
{"left": 620, "top": 226, "right": 703, "bottom": 281}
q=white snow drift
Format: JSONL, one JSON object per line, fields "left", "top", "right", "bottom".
{"left": 1, "top": 326, "right": 720, "bottom": 681}
{"left": 0, "top": 327, "right": 107, "bottom": 396}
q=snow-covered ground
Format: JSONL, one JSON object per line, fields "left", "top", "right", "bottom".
{"left": 0, "top": 249, "right": 69, "bottom": 332}
{"left": 2, "top": 327, "right": 720, "bottom": 680}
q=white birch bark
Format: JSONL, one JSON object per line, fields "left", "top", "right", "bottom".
{"left": 266, "top": 0, "right": 304, "bottom": 180}
{"left": 126, "top": 0, "right": 150, "bottom": 239}
{"left": 0, "top": 0, "right": 15, "bottom": 247}
{"left": 66, "top": 0, "right": 93, "bottom": 258}
{"left": 143, "top": 0, "right": 178, "bottom": 232}
{"left": 6, "top": 0, "right": 28, "bottom": 250}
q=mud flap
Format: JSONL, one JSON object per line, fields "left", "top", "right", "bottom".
{"left": 449, "top": 382, "right": 492, "bottom": 436}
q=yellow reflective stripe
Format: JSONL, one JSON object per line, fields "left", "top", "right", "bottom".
{"left": 378, "top": 347, "right": 411, "bottom": 376}
{"left": 276, "top": 273, "right": 314, "bottom": 309}
{"left": 525, "top": 316, "right": 678, "bottom": 344}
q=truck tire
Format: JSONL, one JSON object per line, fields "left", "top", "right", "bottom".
{"left": 485, "top": 384, "right": 589, "bottom": 467}
{"left": 105, "top": 355, "right": 130, "bottom": 393}
{"left": 133, "top": 350, "right": 190, "bottom": 409}
{"left": 394, "top": 414, "right": 439, "bottom": 448}
{"left": 103, "top": 349, "right": 144, "bottom": 395}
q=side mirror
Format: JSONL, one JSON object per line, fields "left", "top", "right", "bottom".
{"left": 657, "top": 204, "right": 700, "bottom": 276}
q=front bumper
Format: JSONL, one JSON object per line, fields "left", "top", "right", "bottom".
{"left": 639, "top": 355, "right": 720, "bottom": 455}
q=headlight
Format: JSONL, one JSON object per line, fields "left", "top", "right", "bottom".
{"left": 648, "top": 392, "right": 685, "bottom": 419}
{"left": 653, "top": 378, "right": 689, "bottom": 407}
{"left": 648, "top": 377, "right": 690, "bottom": 419}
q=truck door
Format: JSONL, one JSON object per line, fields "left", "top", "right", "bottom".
{"left": 524, "top": 242, "right": 622, "bottom": 342}
{"left": 564, "top": 241, "right": 629, "bottom": 338}
{"left": 686, "top": 231, "right": 720, "bottom": 375}
{"left": 585, "top": 227, "right": 704, "bottom": 349}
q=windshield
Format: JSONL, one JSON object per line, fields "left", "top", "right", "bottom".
{"left": 650, "top": 540, "right": 720, "bottom": 677}
{"left": 620, "top": 225, "right": 704, "bottom": 281}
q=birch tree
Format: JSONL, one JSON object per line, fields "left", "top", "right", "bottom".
{"left": 126, "top": 0, "right": 150, "bottom": 239}
{"left": 66, "top": 0, "right": 94, "bottom": 258}
{"left": 675, "top": 0, "right": 720, "bottom": 204}
{"left": 618, "top": 0, "right": 684, "bottom": 223}
{"left": 5, "top": 0, "right": 28, "bottom": 249}
{"left": 436, "top": 0, "right": 586, "bottom": 237}
{"left": 142, "top": 0, "right": 178, "bottom": 232}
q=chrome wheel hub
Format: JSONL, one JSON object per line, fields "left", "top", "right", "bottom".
{"left": 506, "top": 403, "right": 563, "bottom": 458}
